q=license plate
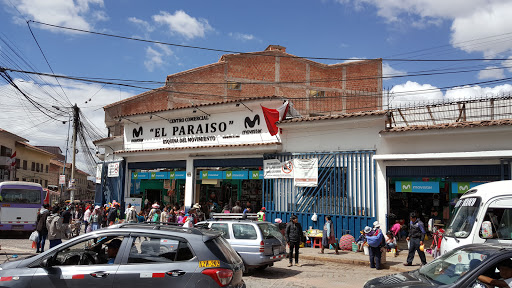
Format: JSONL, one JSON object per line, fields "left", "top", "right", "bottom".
{"left": 273, "top": 248, "right": 279, "bottom": 256}
{"left": 11, "top": 225, "right": 24, "bottom": 230}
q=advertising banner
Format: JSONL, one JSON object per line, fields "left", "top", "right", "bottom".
{"left": 293, "top": 158, "right": 318, "bottom": 187}
{"left": 95, "top": 164, "right": 102, "bottom": 184}
{"left": 451, "top": 182, "right": 483, "bottom": 194}
{"left": 263, "top": 159, "right": 294, "bottom": 179}
{"left": 108, "top": 162, "right": 120, "bottom": 177}
{"left": 125, "top": 197, "right": 142, "bottom": 213}
{"left": 396, "top": 181, "right": 440, "bottom": 193}
{"left": 59, "top": 174, "right": 66, "bottom": 185}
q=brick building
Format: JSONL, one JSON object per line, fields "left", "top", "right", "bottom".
{"left": 104, "top": 45, "right": 382, "bottom": 137}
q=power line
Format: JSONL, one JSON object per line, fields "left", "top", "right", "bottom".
{"left": 27, "top": 20, "right": 512, "bottom": 62}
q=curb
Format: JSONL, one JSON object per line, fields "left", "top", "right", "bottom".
{"left": 300, "top": 254, "right": 412, "bottom": 273}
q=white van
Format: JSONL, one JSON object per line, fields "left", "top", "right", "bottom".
{"left": 441, "top": 180, "right": 512, "bottom": 255}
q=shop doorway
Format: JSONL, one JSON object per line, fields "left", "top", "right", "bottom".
{"left": 145, "top": 189, "right": 162, "bottom": 206}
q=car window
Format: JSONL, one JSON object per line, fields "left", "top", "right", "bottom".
{"left": 258, "top": 223, "right": 285, "bottom": 241}
{"left": 54, "top": 236, "right": 125, "bottom": 266}
{"left": 480, "top": 207, "right": 512, "bottom": 239}
{"left": 205, "top": 236, "right": 242, "bottom": 264}
{"left": 127, "top": 236, "right": 194, "bottom": 264}
{"left": 233, "top": 224, "right": 257, "bottom": 240}
{"left": 211, "top": 223, "right": 230, "bottom": 239}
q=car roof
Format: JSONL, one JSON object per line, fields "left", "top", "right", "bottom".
{"left": 106, "top": 222, "right": 222, "bottom": 239}
{"left": 456, "top": 243, "right": 512, "bottom": 253}
{"left": 198, "top": 219, "right": 272, "bottom": 225}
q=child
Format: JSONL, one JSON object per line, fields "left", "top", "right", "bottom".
{"left": 356, "top": 227, "right": 371, "bottom": 252}
{"left": 384, "top": 231, "right": 397, "bottom": 255}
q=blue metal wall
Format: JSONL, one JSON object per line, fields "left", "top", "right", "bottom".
{"left": 263, "top": 151, "right": 377, "bottom": 239}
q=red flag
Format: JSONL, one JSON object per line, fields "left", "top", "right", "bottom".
{"left": 261, "top": 101, "right": 289, "bottom": 136}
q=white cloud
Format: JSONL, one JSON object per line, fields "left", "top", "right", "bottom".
{"left": 144, "top": 44, "right": 174, "bottom": 72}
{"left": 0, "top": 77, "right": 133, "bottom": 173}
{"left": 382, "top": 63, "right": 407, "bottom": 80}
{"left": 478, "top": 66, "right": 505, "bottom": 80}
{"left": 153, "top": 10, "right": 212, "bottom": 39}
{"left": 128, "top": 17, "right": 155, "bottom": 33}
{"left": 347, "top": 0, "right": 512, "bottom": 57}
{"left": 229, "top": 32, "right": 255, "bottom": 41}
{"left": 387, "top": 81, "right": 444, "bottom": 107}
{"left": 445, "top": 84, "right": 512, "bottom": 100}
{"left": 5, "top": 0, "right": 107, "bottom": 32}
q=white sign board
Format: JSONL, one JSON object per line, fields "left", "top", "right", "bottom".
{"left": 293, "top": 158, "right": 318, "bottom": 187}
{"left": 125, "top": 197, "right": 142, "bottom": 213}
{"left": 123, "top": 108, "right": 278, "bottom": 151}
{"left": 95, "top": 164, "right": 103, "bottom": 184}
{"left": 108, "top": 162, "right": 119, "bottom": 177}
{"left": 263, "top": 159, "right": 294, "bottom": 179}
{"left": 59, "top": 174, "right": 66, "bottom": 185}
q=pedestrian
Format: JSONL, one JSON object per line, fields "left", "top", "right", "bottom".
{"left": 384, "top": 231, "right": 397, "bottom": 251}
{"left": 147, "top": 203, "right": 160, "bottom": 221}
{"left": 366, "top": 222, "right": 384, "bottom": 270}
{"left": 356, "top": 227, "right": 370, "bottom": 252}
{"left": 285, "top": 215, "right": 303, "bottom": 267}
{"left": 320, "top": 215, "right": 339, "bottom": 254}
{"left": 83, "top": 205, "right": 93, "bottom": 233}
{"left": 126, "top": 204, "right": 138, "bottom": 223}
{"left": 177, "top": 210, "right": 185, "bottom": 223}
{"left": 137, "top": 211, "right": 145, "bottom": 222}
{"left": 160, "top": 207, "right": 169, "bottom": 223}
{"left": 430, "top": 220, "right": 445, "bottom": 258}
{"left": 35, "top": 204, "right": 50, "bottom": 253}
{"left": 404, "top": 212, "right": 427, "bottom": 266}
{"left": 391, "top": 220, "right": 402, "bottom": 240}
{"left": 61, "top": 206, "right": 72, "bottom": 238}
{"left": 257, "top": 207, "right": 266, "bottom": 221}
{"left": 231, "top": 201, "right": 243, "bottom": 213}
{"left": 108, "top": 203, "right": 119, "bottom": 226}
{"left": 242, "top": 206, "right": 251, "bottom": 220}
{"left": 46, "top": 206, "right": 65, "bottom": 248}
{"left": 90, "top": 206, "right": 101, "bottom": 231}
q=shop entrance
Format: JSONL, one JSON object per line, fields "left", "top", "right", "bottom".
{"left": 145, "top": 189, "right": 162, "bottom": 205}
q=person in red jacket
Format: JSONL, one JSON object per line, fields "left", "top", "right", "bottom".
{"left": 430, "top": 220, "right": 445, "bottom": 258}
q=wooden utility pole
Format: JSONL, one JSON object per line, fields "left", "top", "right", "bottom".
{"left": 70, "top": 104, "right": 79, "bottom": 203}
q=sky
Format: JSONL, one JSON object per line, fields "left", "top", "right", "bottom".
{"left": 1, "top": 0, "right": 512, "bottom": 173}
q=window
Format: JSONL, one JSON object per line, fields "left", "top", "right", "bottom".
{"left": 211, "top": 223, "right": 230, "bottom": 239}
{"left": 23, "top": 160, "right": 27, "bottom": 170}
{"left": 233, "top": 224, "right": 257, "bottom": 240}
{"left": 445, "top": 197, "right": 481, "bottom": 238}
{"left": 15, "top": 159, "right": 20, "bottom": 169}
{"left": 309, "top": 90, "right": 325, "bottom": 98}
{"left": 36, "top": 163, "right": 40, "bottom": 172}
{"left": 0, "top": 146, "right": 11, "bottom": 157}
{"left": 127, "top": 236, "right": 194, "bottom": 264}
{"left": 53, "top": 236, "right": 125, "bottom": 266}
{"left": 479, "top": 207, "right": 512, "bottom": 240}
{"left": 227, "top": 82, "right": 242, "bottom": 90}
{"left": 44, "top": 180, "right": 48, "bottom": 188}
{"left": 31, "top": 162, "right": 35, "bottom": 171}
{"left": 45, "top": 165, "right": 48, "bottom": 173}
{"left": 0, "top": 188, "right": 41, "bottom": 204}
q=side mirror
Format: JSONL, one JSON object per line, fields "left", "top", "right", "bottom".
{"left": 481, "top": 221, "right": 493, "bottom": 239}
{"left": 41, "top": 257, "right": 53, "bottom": 268}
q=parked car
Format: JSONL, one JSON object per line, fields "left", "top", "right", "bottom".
{"left": 364, "top": 243, "right": 512, "bottom": 288}
{"left": 197, "top": 219, "right": 287, "bottom": 271}
{"left": 0, "top": 222, "right": 245, "bottom": 287}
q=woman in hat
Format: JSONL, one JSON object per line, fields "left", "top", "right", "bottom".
{"left": 147, "top": 203, "right": 160, "bottom": 222}
{"left": 320, "top": 215, "right": 339, "bottom": 254}
{"left": 90, "top": 206, "right": 101, "bottom": 231}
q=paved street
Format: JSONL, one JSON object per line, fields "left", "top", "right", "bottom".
{"left": 243, "top": 259, "right": 392, "bottom": 288}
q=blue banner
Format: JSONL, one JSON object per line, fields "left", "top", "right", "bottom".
{"left": 396, "top": 181, "right": 440, "bottom": 193}
{"left": 451, "top": 182, "right": 483, "bottom": 194}
{"left": 170, "top": 171, "right": 186, "bottom": 179}
{"left": 225, "top": 171, "right": 248, "bottom": 179}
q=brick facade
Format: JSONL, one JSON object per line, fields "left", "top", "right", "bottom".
{"left": 104, "top": 45, "right": 382, "bottom": 136}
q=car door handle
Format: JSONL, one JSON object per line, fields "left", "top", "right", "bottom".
{"left": 166, "top": 270, "right": 186, "bottom": 277}
{"left": 90, "top": 271, "right": 110, "bottom": 278}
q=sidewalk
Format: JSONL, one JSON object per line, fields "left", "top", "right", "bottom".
{"left": 298, "top": 240, "right": 434, "bottom": 273}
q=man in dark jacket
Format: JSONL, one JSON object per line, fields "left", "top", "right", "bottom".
{"left": 285, "top": 215, "right": 303, "bottom": 267}
{"left": 107, "top": 204, "right": 119, "bottom": 226}
{"left": 36, "top": 204, "right": 50, "bottom": 253}
{"left": 404, "top": 212, "right": 427, "bottom": 266}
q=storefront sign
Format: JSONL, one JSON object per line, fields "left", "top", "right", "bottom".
{"left": 95, "top": 164, "right": 102, "bottom": 184}
{"left": 396, "top": 181, "right": 440, "bottom": 193}
{"left": 451, "top": 182, "right": 482, "bottom": 194}
{"left": 59, "top": 174, "right": 66, "bottom": 185}
{"left": 263, "top": 159, "right": 294, "bottom": 179}
{"left": 108, "top": 162, "right": 120, "bottom": 177}
{"left": 125, "top": 197, "right": 142, "bottom": 213}
{"left": 123, "top": 104, "right": 280, "bottom": 151}
{"left": 200, "top": 170, "right": 263, "bottom": 180}
{"left": 293, "top": 158, "right": 318, "bottom": 187}
{"left": 132, "top": 171, "right": 186, "bottom": 180}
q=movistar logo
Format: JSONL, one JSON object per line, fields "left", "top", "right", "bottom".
{"left": 402, "top": 184, "right": 411, "bottom": 189}
{"left": 244, "top": 115, "right": 260, "bottom": 129}
{"left": 133, "top": 126, "right": 143, "bottom": 138}
{"left": 459, "top": 185, "right": 469, "bottom": 191}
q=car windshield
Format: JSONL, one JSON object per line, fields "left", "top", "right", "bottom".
{"left": 445, "top": 197, "right": 481, "bottom": 238}
{"left": 258, "top": 223, "right": 284, "bottom": 241}
{"left": 418, "top": 246, "right": 494, "bottom": 285}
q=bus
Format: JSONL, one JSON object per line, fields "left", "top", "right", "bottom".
{"left": 0, "top": 181, "right": 44, "bottom": 231}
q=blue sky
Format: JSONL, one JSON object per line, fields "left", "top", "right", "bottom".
{"left": 1, "top": 0, "right": 512, "bottom": 171}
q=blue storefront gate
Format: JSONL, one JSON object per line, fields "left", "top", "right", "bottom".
{"left": 263, "top": 151, "right": 377, "bottom": 239}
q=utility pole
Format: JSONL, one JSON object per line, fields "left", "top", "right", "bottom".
{"left": 70, "top": 104, "right": 79, "bottom": 203}
{"left": 60, "top": 114, "right": 71, "bottom": 202}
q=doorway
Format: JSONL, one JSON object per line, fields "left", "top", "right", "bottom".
{"left": 145, "top": 189, "right": 162, "bottom": 206}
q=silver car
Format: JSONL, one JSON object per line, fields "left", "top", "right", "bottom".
{"left": 0, "top": 222, "right": 245, "bottom": 287}
{"left": 197, "top": 219, "right": 287, "bottom": 272}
